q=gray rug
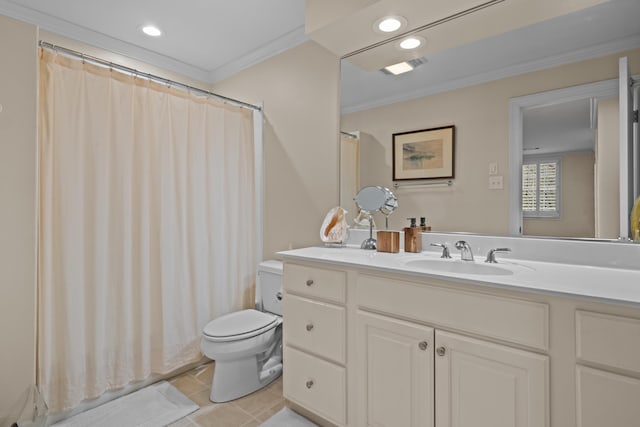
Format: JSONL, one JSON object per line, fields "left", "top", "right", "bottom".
{"left": 50, "top": 381, "right": 198, "bottom": 427}
{"left": 259, "top": 407, "right": 318, "bottom": 427}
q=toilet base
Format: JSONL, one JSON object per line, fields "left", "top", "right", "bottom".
{"left": 210, "top": 354, "right": 283, "bottom": 402}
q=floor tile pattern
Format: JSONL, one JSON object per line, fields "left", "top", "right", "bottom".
{"left": 167, "top": 363, "right": 286, "bottom": 427}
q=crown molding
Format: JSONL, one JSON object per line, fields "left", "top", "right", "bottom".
{"left": 208, "top": 25, "right": 309, "bottom": 83}
{"left": 342, "top": 34, "right": 640, "bottom": 115}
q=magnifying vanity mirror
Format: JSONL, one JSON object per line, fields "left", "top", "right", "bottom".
{"left": 338, "top": 0, "right": 640, "bottom": 241}
{"left": 354, "top": 186, "right": 397, "bottom": 249}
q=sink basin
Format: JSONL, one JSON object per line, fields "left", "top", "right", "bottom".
{"left": 404, "top": 259, "right": 513, "bottom": 276}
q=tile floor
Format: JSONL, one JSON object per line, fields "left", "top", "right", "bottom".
{"left": 167, "top": 362, "right": 286, "bottom": 427}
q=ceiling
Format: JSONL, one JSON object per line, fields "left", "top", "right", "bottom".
{"left": 0, "top": 0, "right": 638, "bottom": 107}
{"left": 523, "top": 99, "right": 595, "bottom": 155}
{"left": 0, "top": 0, "right": 307, "bottom": 83}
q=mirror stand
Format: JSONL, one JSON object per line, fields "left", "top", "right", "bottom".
{"left": 361, "top": 213, "right": 377, "bottom": 250}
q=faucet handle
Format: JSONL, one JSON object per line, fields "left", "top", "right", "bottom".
{"left": 485, "top": 248, "right": 511, "bottom": 263}
{"left": 430, "top": 242, "right": 451, "bottom": 259}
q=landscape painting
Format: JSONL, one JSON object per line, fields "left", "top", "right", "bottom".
{"left": 393, "top": 126, "right": 455, "bottom": 181}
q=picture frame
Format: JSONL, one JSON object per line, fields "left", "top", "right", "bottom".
{"left": 392, "top": 125, "right": 455, "bottom": 181}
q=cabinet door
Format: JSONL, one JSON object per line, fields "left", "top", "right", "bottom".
{"left": 577, "top": 365, "right": 640, "bottom": 427}
{"left": 356, "top": 311, "right": 434, "bottom": 427}
{"left": 435, "top": 330, "right": 549, "bottom": 427}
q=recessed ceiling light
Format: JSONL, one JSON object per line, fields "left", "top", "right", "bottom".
{"left": 142, "top": 25, "right": 162, "bottom": 37}
{"left": 379, "top": 18, "right": 402, "bottom": 32}
{"left": 399, "top": 37, "right": 424, "bottom": 50}
{"left": 384, "top": 62, "right": 414, "bottom": 75}
{"left": 374, "top": 15, "right": 407, "bottom": 34}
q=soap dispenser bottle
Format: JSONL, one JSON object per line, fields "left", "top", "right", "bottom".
{"left": 420, "top": 217, "right": 431, "bottom": 232}
{"left": 404, "top": 217, "right": 422, "bottom": 253}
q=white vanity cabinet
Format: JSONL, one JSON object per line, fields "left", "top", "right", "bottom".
{"left": 282, "top": 263, "right": 348, "bottom": 426}
{"left": 356, "top": 274, "right": 549, "bottom": 427}
{"left": 281, "top": 253, "right": 640, "bottom": 427}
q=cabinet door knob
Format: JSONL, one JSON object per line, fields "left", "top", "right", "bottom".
{"left": 276, "top": 291, "right": 283, "bottom": 301}
{"left": 306, "top": 379, "right": 314, "bottom": 389}
{"left": 436, "top": 346, "right": 446, "bottom": 356}
{"left": 418, "top": 341, "right": 428, "bottom": 351}
{"left": 306, "top": 323, "right": 314, "bottom": 331}
{"left": 306, "top": 279, "right": 314, "bottom": 286}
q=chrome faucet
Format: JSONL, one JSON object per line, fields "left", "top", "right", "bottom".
{"left": 455, "top": 240, "right": 474, "bottom": 261}
{"left": 485, "top": 248, "right": 511, "bottom": 263}
{"left": 430, "top": 243, "right": 451, "bottom": 259}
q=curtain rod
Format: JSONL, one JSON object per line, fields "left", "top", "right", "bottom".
{"left": 39, "top": 40, "right": 262, "bottom": 112}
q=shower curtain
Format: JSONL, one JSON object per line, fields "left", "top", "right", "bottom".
{"left": 38, "top": 49, "right": 256, "bottom": 412}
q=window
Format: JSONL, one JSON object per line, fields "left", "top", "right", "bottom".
{"left": 522, "top": 158, "right": 560, "bottom": 217}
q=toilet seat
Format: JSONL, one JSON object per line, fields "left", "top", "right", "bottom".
{"left": 203, "top": 309, "right": 280, "bottom": 343}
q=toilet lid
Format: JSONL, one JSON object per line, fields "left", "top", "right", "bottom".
{"left": 203, "top": 309, "right": 278, "bottom": 339}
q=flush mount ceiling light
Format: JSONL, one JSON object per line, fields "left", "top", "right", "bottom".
{"left": 381, "top": 58, "right": 427, "bottom": 76}
{"left": 141, "top": 25, "right": 162, "bottom": 37}
{"left": 399, "top": 36, "right": 426, "bottom": 50}
{"left": 374, "top": 15, "right": 407, "bottom": 34}
{"left": 383, "top": 61, "right": 414, "bottom": 75}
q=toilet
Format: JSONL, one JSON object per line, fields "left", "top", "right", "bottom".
{"left": 200, "top": 260, "right": 284, "bottom": 402}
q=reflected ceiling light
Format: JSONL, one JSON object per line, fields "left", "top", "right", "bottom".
{"left": 142, "top": 25, "right": 162, "bottom": 37}
{"left": 384, "top": 61, "right": 414, "bottom": 75}
{"left": 374, "top": 15, "right": 407, "bottom": 33}
{"left": 399, "top": 36, "right": 425, "bottom": 50}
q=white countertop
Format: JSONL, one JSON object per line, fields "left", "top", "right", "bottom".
{"left": 278, "top": 246, "right": 640, "bottom": 307}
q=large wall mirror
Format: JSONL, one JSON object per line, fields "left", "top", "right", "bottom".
{"left": 339, "top": 0, "right": 640, "bottom": 240}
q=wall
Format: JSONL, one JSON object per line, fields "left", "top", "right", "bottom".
{"left": 213, "top": 41, "right": 340, "bottom": 259}
{"left": 523, "top": 152, "right": 595, "bottom": 237}
{"left": 0, "top": 15, "right": 37, "bottom": 424}
{"left": 595, "top": 98, "right": 620, "bottom": 238}
{"left": 341, "top": 48, "right": 640, "bottom": 234}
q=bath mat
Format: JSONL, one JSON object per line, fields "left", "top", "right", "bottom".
{"left": 51, "top": 381, "right": 198, "bottom": 427}
{"left": 259, "top": 407, "right": 318, "bottom": 427}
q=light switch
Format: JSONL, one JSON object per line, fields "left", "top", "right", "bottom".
{"left": 489, "top": 162, "right": 498, "bottom": 175}
{"left": 489, "top": 175, "right": 503, "bottom": 190}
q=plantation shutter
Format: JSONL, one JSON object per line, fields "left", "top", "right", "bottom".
{"left": 522, "top": 163, "right": 537, "bottom": 212}
{"left": 538, "top": 162, "right": 558, "bottom": 211}
{"left": 522, "top": 159, "right": 560, "bottom": 217}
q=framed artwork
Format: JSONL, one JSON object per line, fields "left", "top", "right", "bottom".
{"left": 392, "top": 125, "right": 455, "bottom": 181}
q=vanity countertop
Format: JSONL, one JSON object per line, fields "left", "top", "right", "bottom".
{"left": 278, "top": 246, "right": 640, "bottom": 307}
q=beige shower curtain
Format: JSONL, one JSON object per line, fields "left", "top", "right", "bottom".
{"left": 38, "top": 49, "right": 256, "bottom": 412}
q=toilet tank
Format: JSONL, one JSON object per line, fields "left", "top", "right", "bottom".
{"left": 257, "top": 260, "right": 283, "bottom": 316}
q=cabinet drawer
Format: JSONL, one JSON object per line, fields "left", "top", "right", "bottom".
{"left": 357, "top": 274, "right": 549, "bottom": 351}
{"left": 284, "top": 346, "right": 346, "bottom": 426}
{"left": 576, "top": 310, "right": 640, "bottom": 373}
{"left": 284, "top": 263, "right": 346, "bottom": 304}
{"left": 284, "top": 294, "right": 346, "bottom": 364}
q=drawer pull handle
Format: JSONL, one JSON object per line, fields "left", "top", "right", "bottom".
{"left": 306, "top": 279, "right": 314, "bottom": 287}
{"left": 418, "top": 341, "right": 428, "bottom": 351}
{"left": 306, "top": 323, "right": 314, "bottom": 332}
{"left": 436, "top": 346, "right": 446, "bottom": 357}
{"left": 306, "top": 379, "right": 314, "bottom": 389}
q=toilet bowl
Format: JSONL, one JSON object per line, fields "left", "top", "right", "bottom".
{"left": 200, "top": 260, "right": 283, "bottom": 402}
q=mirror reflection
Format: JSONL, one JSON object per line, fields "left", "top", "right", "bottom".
{"left": 339, "top": 0, "right": 640, "bottom": 240}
